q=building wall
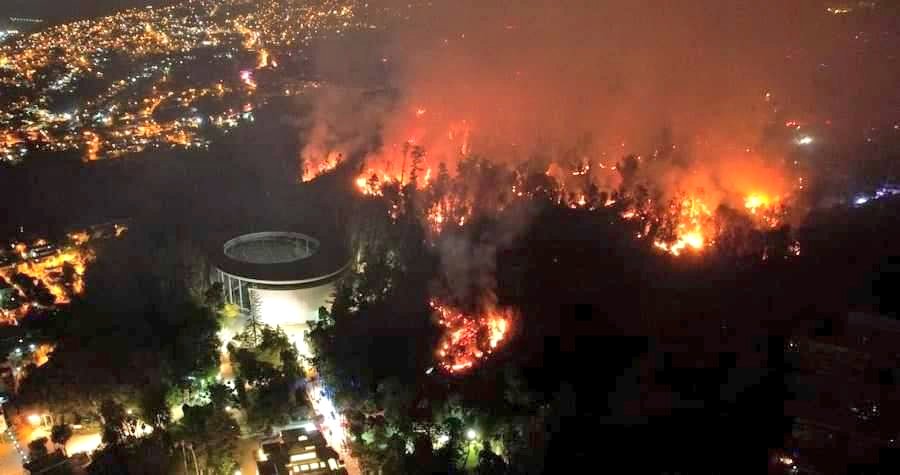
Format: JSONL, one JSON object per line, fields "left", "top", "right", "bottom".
{"left": 251, "top": 283, "right": 335, "bottom": 356}
{"left": 214, "top": 268, "right": 338, "bottom": 356}
{"left": 251, "top": 283, "right": 334, "bottom": 325}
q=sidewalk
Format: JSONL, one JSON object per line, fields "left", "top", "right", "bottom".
{"left": 0, "top": 427, "right": 25, "bottom": 475}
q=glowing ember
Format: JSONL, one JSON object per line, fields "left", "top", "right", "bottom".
{"left": 432, "top": 300, "right": 514, "bottom": 373}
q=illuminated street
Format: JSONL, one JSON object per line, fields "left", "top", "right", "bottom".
{"left": 307, "top": 381, "right": 360, "bottom": 475}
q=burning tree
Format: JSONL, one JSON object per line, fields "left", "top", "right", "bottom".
{"left": 431, "top": 299, "right": 515, "bottom": 374}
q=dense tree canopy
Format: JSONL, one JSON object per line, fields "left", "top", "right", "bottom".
{"left": 229, "top": 324, "right": 310, "bottom": 433}
{"left": 14, "top": 230, "right": 222, "bottom": 422}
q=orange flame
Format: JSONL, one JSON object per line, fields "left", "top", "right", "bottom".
{"left": 652, "top": 196, "right": 713, "bottom": 257}
{"left": 432, "top": 300, "right": 514, "bottom": 373}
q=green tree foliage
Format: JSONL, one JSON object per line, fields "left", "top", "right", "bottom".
{"left": 50, "top": 424, "right": 73, "bottom": 454}
{"left": 203, "top": 282, "right": 225, "bottom": 313}
{"left": 139, "top": 384, "right": 172, "bottom": 429}
{"left": 173, "top": 403, "right": 240, "bottom": 474}
{"left": 229, "top": 324, "right": 309, "bottom": 432}
{"left": 88, "top": 432, "right": 175, "bottom": 475}
{"left": 100, "top": 399, "right": 138, "bottom": 445}
{"left": 14, "top": 231, "right": 222, "bottom": 424}
{"left": 476, "top": 443, "right": 510, "bottom": 475}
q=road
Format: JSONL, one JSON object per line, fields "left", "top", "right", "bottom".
{"left": 307, "top": 381, "right": 361, "bottom": 475}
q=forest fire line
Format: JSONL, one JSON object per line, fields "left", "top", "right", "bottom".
{"left": 338, "top": 154, "right": 798, "bottom": 257}
{"left": 431, "top": 299, "right": 514, "bottom": 373}
{"left": 300, "top": 105, "right": 801, "bottom": 259}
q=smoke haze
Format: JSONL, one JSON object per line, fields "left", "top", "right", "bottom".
{"left": 304, "top": 0, "right": 897, "bottom": 205}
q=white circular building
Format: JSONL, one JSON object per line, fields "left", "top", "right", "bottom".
{"left": 211, "top": 231, "right": 349, "bottom": 355}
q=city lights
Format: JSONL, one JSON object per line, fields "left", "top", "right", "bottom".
{"left": 0, "top": 0, "right": 371, "bottom": 162}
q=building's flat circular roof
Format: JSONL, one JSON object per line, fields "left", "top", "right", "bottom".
{"left": 211, "top": 230, "right": 349, "bottom": 286}
{"left": 224, "top": 232, "right": 319, "bottom": 265}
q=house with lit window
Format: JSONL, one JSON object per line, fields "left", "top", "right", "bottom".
{"left": 256, "top": 425, "right": 345, "bottom": 474}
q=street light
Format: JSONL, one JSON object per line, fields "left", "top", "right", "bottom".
{"left": 465, "top": 429, "right": 479, "bottom": 468}
{"left": 27, "top": 414, "right": 41, "bottom": 426}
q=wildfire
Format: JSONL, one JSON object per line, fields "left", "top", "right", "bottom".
{"left": 432, "top": 300, "right": 514, "bottom": 373}
{"left": 653, "top": 196, "right": 713, "bottom": 257}
{"left": 425, "top": 198, "right": 471, "bottom": 236}
{"left": 353, "top": 169, "right": 395, "bottom": 196}
{"left": 743, "top": 193, "right": 786, "bottom": 228}
{"left": 427, "top": 204, "right": 446, "bottom": 233}
{"left": 744, "top": 194, "right": 771, "bottom": 214}
{"left": 301, "top": 151, "right": 345, "bottom": 182}
{"left": 67, "top": 231, "right": 90, "bottom": 245}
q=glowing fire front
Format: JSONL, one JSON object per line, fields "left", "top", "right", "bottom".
{"left": 299, "top": 101, "right": 800, "bottom": 259}
{"left": 432, "top": 300, "right": 514, "bottom": 373}
{"left": 302, "top": 151, "right": 345, "bottom": 183}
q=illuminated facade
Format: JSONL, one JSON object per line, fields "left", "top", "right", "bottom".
{"left": 211, "top": 231, "right": 348, "bottom": 355}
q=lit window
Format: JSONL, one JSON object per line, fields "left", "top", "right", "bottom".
{"left": 297, "top": 435, "right": 308, "bottom": 441}
{"left": 290, "top": 452, "right": 317, "bottom": 462}
{"left": 300, "top": 464, "right": 310, "bottom": 471}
